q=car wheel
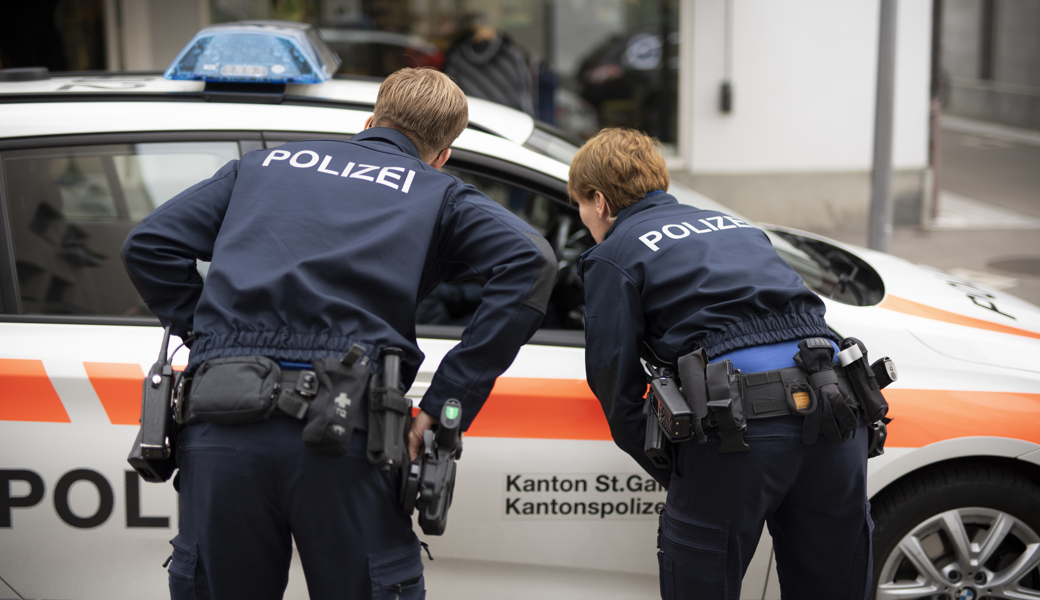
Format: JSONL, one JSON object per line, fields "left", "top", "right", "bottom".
{"left": 871, "top": 462, "right": 1040, "bottom": 600}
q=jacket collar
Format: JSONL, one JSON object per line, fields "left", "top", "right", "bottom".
{"left": 601, "top": 191, "right": 675, "bottom": 242}
{"left": 351, "top": 127, "right": 422, "bottom": 160}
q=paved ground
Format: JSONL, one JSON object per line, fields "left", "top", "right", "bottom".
{"left": 813, "top": 116, "right": 1040, "bottom": 307}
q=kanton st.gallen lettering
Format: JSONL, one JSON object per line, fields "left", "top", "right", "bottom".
{"left": 503, "top": 473, "right": 665, "bottom": 520}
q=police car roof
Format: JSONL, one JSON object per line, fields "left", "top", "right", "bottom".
{"left": 0, "top": 72, "right": 536, "bottom": 145}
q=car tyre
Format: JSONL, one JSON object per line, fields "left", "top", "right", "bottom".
{"left": 870, "top": 461, "right": 1040, "bottom": 600}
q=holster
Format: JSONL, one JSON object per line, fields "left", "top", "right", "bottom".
{"left": 794, "top": 338, "right": 859, "bottom": 446}
{"left": 675, "top": 349, "right": 748, "bottom": 453}
{"left": 643, "top": 395, "right": 672, "bottom": 468}
{"left": 367, "top": 348, "right": 412, "bottom": 471}
{"left": 838, "top": 337, "right": 894, "bottom": 458}
{"left": 705, "top": 359, "right": 749, "bottom": 453}
{"left": 676, "top": 350, "right": 710, "bottom": 444}
{"left": 838, "top": 337, "right": 890, "bottom": 423}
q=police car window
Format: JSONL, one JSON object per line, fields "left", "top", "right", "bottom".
{"left": 422, "top": 167, "right": 591, "bottom": 331}
{"left": 1, "top": 142, "right": 239, "bottom": 317}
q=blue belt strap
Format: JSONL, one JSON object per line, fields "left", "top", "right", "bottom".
{"left": 713, "top": 339, "right": 839, "bottom": 373}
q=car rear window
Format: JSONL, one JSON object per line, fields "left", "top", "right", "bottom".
{"left": 1, "top": 142, "right": 238, "bottom": 317}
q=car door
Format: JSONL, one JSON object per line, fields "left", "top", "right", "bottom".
{"left": 0, "top": 132, "right": 254, "bottom": 600}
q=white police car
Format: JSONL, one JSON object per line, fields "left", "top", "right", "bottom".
{"left": 1, "top": 21, "right": 1038, "bottom": 600}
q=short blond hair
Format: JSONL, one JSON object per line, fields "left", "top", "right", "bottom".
{"left": 568, "top": 128, "right": 669, "bottom": 217}
{"left": 372, "top": 68, "right": 468, "bottom": 162}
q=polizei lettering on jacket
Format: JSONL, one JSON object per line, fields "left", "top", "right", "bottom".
{"left": 263, "top": 149, "right": 417, "bottom": 193}
{"left": 638, "top": 215, "right": 755, "bottom": 251}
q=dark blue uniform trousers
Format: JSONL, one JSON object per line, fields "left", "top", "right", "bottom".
{"left": 659, "top": 415, "right": 872, "bottom": 600}
{"left": 169, "top": 418, "right": 425, "bottom": 600}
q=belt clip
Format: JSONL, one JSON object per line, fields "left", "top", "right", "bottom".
{"left": 297, "top": 370, "right": 318, "bottom": 398}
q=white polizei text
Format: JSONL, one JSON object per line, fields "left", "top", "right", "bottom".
{"left": 263, "top": 149, "right": 416, "bottom": 193}
{"left": 638, "top": 216, "right": 755, "bottom": 251}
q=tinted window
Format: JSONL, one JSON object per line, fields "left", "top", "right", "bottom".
{"left": 2, "top": 142, "right": 238, "bottom": 317}
{"left": 424, "top": 166, "right": 591, "bottom": 331}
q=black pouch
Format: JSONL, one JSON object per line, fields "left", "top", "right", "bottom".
{"left": 187, "top": 356, "right": 281, "bottom": 424}
{"left": 676, "top": 349, "right": 710, "bottom": 443}
{"left": 704, "top": 359, "right": 749, "bottom": 453}
{"left": 794, "top": 338, "right": 859, "bottom": 445}
{"left": 367, "top": 349, "right": 412, "bottom": 470}
{"left": 838, "top": 337, "right": 891, "bottom": 424}
{"left": 302, "top": 357, "right": 369, "bottom": 455}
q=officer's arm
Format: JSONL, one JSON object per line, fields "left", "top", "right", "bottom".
{"left": 420, "top": 186, "right": 559, "bottom": 430}
{"left": 583, "top": 257, "right": 671, "bottom": 488}
{"left": 121, "top": 160, "right": 239, "bottom": 341}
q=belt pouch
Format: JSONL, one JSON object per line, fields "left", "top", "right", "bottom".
{"left": 676, "top": 350, "right": 710, "bottom": 443}
{"left": 839, "top": 337, "right": 890, "bottom": 424}
{"left": 705, "top": 360, "right": 749, "bottom": 453}
{"left": 187, "top": 356, "right": 280, "bottom": 424}
{"left": 302, "top": 357, "right": 369, "bottom": 455}
{"left": 367, "top": 350, "right": 412, "bottom": 470}
{"left": 794, "top": 339, "right": 858, "bottom": 445}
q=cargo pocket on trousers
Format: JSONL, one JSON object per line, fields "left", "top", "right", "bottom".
{"left": 167, "top": 534, "right": 209, "bottom": 600}
{"left": 660, "top": 508, "right": 731, "bottom": 599}
{"left": 849, "top": 502, "right": 875, "bottom": 600}
{"left": 369, "top": 542, "right": 425, "bottom": 600}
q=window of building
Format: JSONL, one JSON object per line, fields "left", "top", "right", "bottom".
{"left": 211, "top": 0, "right": 680, "bottom": 148}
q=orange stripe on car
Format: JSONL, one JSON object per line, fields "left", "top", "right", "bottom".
{"left": 0, "top": 359, "right": 70, "bottom": 423}
{"left": 467, "top": 377, "right": 611, "bottom": 440}
{"left": 881, "top": 295, "right": 1040, "bottom": 340}
{"left": 84, "top": 362, "right": 144, "bottom": 425}
{"left": 884, "top": 388, "right": 1040, "bottom": 448}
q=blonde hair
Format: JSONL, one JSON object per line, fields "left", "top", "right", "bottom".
{"left": 568, "top": 128, "right": 670, "bottom": 217}
{"left": 372, "top": 68, "right": 469, "bottom": 162}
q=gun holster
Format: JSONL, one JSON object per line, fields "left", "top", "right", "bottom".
{"left": 643, "top": 395, "right": 671, "bottom": 469}
{"left": 673, "top": 349, "right": 748, "bottom": 453}
{"left": 400, "top": 400, "right": 463, "bottom": 536}
{"left": 704, "top": 359, "right": 750, "bottom": 453}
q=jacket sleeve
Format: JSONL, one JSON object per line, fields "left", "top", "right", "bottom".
{"left": 120, "top": 160, "right": 239, "bottom": 341}
{"left": 420, "top": 185, "right": 559, "bottom": 430}
{"left": 582, "top": 256, "right": 671, "bottom": 488}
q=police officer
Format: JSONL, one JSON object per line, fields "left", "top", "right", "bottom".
{"left": 122, "top": 68, "right": 558, "bottom": 599}
{"left": 571, "top": 129, "right": 871, "bottom": 599}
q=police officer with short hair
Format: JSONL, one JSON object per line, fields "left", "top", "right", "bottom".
{"left": 122, "top": 68, "right": 558, "bottom": 599}
{"left": 571, "top": 128, "right": 872, "bottom": 599}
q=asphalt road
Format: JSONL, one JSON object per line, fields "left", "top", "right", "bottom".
{"left": 815, "top": 116, "right": 1040, "bottom": 307}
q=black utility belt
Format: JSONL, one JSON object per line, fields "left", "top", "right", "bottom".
{"left": 643, "top": 337, "right": 895, "bottom": 467}
{"left": 175, "top": 348, "right": 414, "bottom": 466}
{"left": 740, "top": 366, "right": 851, "bottom": 420}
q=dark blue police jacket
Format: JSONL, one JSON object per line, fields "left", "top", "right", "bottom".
{"left": 122, "top": 128, "right": 557, "bottom": 428}
{"left": 578, "top": 192, "right": 834, "bottom": 484}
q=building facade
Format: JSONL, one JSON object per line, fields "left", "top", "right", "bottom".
{"left": 2, "top": 0, "right": 940, "bottom": 231}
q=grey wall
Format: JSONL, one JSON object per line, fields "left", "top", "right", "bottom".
{"left": 943, "top": 0, "right": 1040, "bottom": 130}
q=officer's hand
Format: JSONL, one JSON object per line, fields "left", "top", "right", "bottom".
{"left": 408, "top": 410, "right": 438, "bottom": 461}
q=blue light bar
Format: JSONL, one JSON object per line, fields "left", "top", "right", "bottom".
{"left": 164, "top": 21, "right": 341, "bottom": 84}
